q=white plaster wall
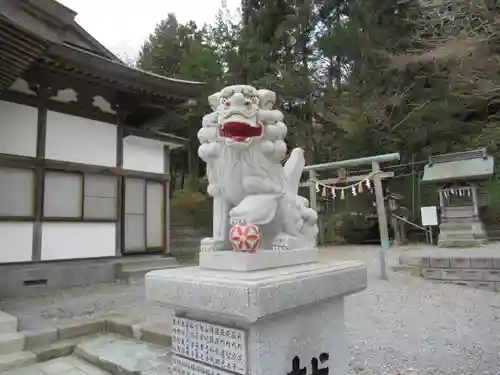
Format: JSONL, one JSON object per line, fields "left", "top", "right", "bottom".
{"left": 0, "top": 222, "right": 33, "bottom": 263}
{"left": 41, "top": 222, "right": 116, "bottom": 260}
{"left": 45, "top": 111, "right": 117, "bottom": 166}
{"left": 123, "top": 136, "right": 164, "bottom": 173}
{"left": 0, "top": 101, "right": 38, "bottom": 157}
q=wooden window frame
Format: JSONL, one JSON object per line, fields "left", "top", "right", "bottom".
{"left": 43, "top": 169, "right": 118, "bottom": 223}
{"left": 145, "top": 179, "right": 166, "bottom": 252}
{"left": 123, "top": 177, "right": 165, "bottom": 254}
{"left": 0, "top": 165, "right": 36, "bottom": 221}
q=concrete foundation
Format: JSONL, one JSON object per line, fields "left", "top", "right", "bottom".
{"left": 0, "top": 255, "right": 177, "bottom": 298}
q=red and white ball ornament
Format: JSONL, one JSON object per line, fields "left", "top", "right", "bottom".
{"left": 229, "top": 222, "right": 260, "bottom": 252}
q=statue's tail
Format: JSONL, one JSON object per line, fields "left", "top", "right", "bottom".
{"left": 283, "top": 148, "right": 306, "bottom": 195}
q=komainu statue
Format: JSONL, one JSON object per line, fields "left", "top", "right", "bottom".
{"left": 197, "top": 85, "right": 318, "bottom": 252}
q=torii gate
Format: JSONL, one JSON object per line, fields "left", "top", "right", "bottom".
{"left": 303, "top": 152, "right": 401, "bottom": 281}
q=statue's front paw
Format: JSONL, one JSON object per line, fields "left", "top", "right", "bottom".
{"left": 200, "top": 237, "right": 225, "bottom": 252}
{"left": 272, "top": 234, "right": 290, "bottom": 251}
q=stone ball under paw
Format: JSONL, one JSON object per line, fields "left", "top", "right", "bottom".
{"left": 229, "top": 222, "right": 260, "bottom": 252}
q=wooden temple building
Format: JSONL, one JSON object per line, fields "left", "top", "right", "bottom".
{"left": 0, "top": 0, "right": 203, "bottom": 296}
{"left": 421, "top": 149, "right": 494, "bottom": 247}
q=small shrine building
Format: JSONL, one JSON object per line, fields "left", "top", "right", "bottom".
{"left": 421, "top": 149, "right": 494, "bottom": 247}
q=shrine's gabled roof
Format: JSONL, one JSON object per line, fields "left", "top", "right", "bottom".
{"left": 43, "top": 43, "right": 204, "bottom": 99}
{"left": 421, "top": 149, "right": 495, "bottom": 183}
{"left": 0, "top": 0, "right": 204, "bottom": 97}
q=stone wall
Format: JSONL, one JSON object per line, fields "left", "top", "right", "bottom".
{"left": 400, "top": 251, "right": 500, "bottom": 292}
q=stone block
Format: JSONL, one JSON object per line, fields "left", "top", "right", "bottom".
{"left": 0, "top": 333, "right": 25, "bottom": 355}
{"left": 449, "top": 257, "right": 471, "bottom": 269}
{"left": 429, "top": 257, "right": 450, "bottom": 268}
{"left": 57, "top": 319, "right": 104, "bottom": 340}
{"left": 139, "top": 323, "right": 172, "bottom": 347}
{"left": 493, "top": 258, "right": 500, "bottom": 269}
{"left": 454, "top": 281, "right": 495, "bottom": 291}
{"left": 146, "top": 261, "right": 366, "bottom": 321}
{"left": 74, "top": 334, "right": 171, "bottom": 375}
{"left": 25, "top": 327, "right": 58, "bottom": 349}
{"left": 452, "top": 281, "right": 469, "bottom": 287}
{"left": 0, "top": 351, "right": 37, "bottom": 372}
{"left": 441, "top": 269, "right": 462, "bottom": 280}
{"left": 472, "top": 282, "right": 496, "bottom": 292}
{"left": 495, "top": 282, "right": 500, "bottom": 293}
{"left": 461, "top": 270, "right": 483, "bottom": 281}
{"left": 470, "top": 257, "right": 494, "bottom": 269}
{"left": 0, "top": 311, "right": 18, "bottom": 334}
{"left": 409, "top": 267, "right": 422, "bottom": 277}
{"left": 64, "top": 356, "right": 112, "bottom": 375}
{"left": 199, "top": 249, "right": 319, "bottom": 271}
{"left": 482, "top": 270, "right": 500, "bottom": 282}
{"left": 421, "top": 268, "right": 442, "bottom": 279}
{"left": 39, "top": 358, "right": 76, "bottom": 374}
{"left": 32, "top": 338, "right": 84, "bottom": 362}
{"left": 399, "top": 255, "right": 430, "bottom": 267}
{"left": 105, "top": 315, "right": 134, "bottom": 338}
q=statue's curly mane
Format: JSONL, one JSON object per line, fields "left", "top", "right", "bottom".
{"left": 209, "top": 135, "right": 285, "bottom": 197}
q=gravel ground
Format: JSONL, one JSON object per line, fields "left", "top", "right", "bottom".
{"left": 2, "top": 245, "right": 500, "bottom": 375}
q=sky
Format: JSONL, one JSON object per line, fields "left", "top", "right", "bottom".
{"left": 56, "top": 0, "right": 239, "bottom": 61}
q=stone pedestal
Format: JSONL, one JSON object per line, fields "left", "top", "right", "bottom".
{"left": 145, "top": 254, "right": 366, "bottom": 375}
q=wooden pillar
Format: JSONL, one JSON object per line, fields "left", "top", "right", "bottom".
{"left": 32, "top": 85, "right": 51, "bottom": 261}
{"left": 308, "top": 170, "right": 320, "bottom": 245}
{"left": 438, "top": 189, "right": 444, "bottom": 208}
{"left": 163, "top": 146, "right": 171, "bottom": 255}
{"left": 308, "top": 170, "right": 318, "bottom": 212}
{"left": 115, "top": 111, "right": 124, "bottom": 257}
{"left": 372, "top": 161, "right": 389, "bottom": 281}
{"left": 390, "top": 215, "right": 400, "bottom": 246}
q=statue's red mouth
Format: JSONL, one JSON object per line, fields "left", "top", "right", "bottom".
{"left": 220, "top": 122, "right": 262, "bottom": 142}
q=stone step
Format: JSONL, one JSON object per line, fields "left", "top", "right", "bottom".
{"left": 441, "top": 231, "right": 487, "bottom": 240}
{"left": 0, "top": 356, "right": 111, "bottom": 375}
{"left": 0, "top": 333, "right": 25, "bottom": 355}
{"left": 431, "top": 279, "right": 499, "bottom": 292}
{"left": 391, "top": 264, "right": 415, "bottom": 272}
{"left": 438, "top": 239, "right": 487, "bottom": 247}
{"left": 74, "top": 333, "right": 171, "bottom": 375}
{"left": 440, "top": 232, "right": 476, "bottom": 239}
{"left": 120, "top": 264, "right": 181, "bottom": 280}
{"left": 118, "top": 257, "right": 180, "bottom": 281}
{"left": 120, "top": 257, "right": 179, "bottom": 271}
{"left": 171, "top": 239, "right": 203, "bottom": 247}
{"left": 0, "top": 351, "right": 36, "bottom": 372}
{"left": 0, "top": 312, "right": 18, "bottom": 334}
